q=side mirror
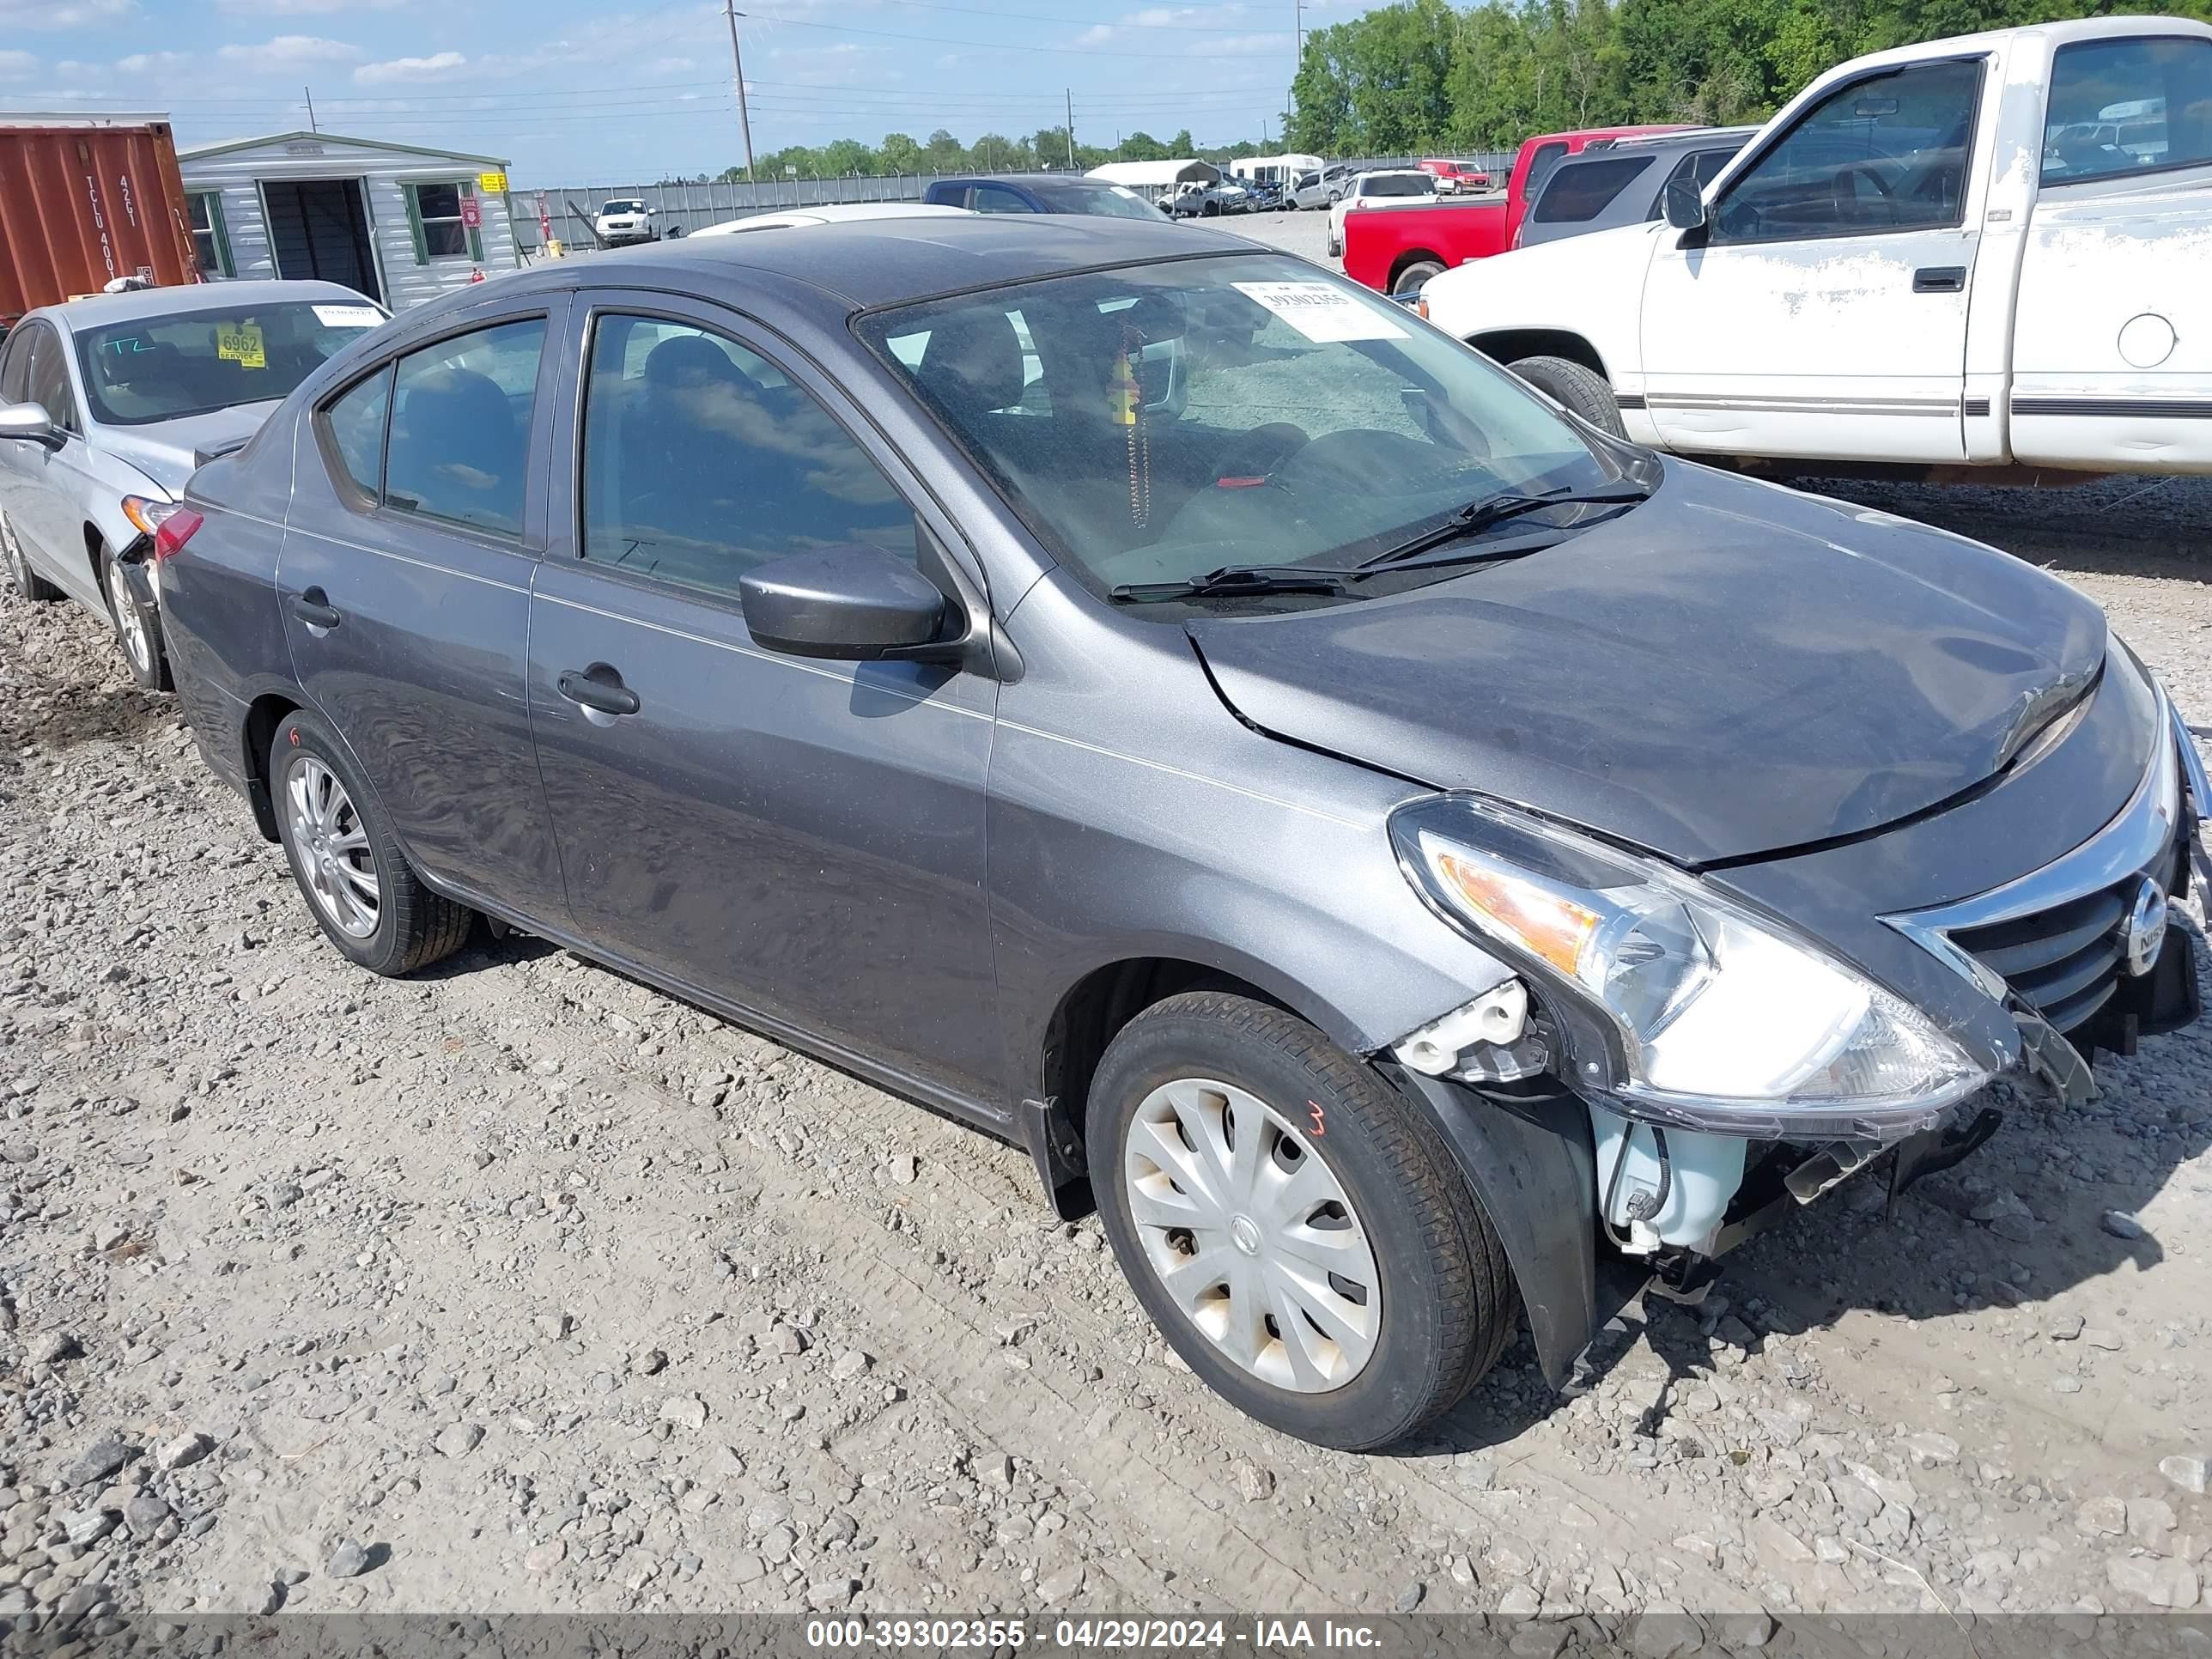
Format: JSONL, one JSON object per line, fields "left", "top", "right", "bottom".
{"left": 738, "top": 544, "right": 953, "bottom": 662}
{"left": 0, "top": 402, "right": 61, "bottom": 450}
{"left": 1662, "top": 176, "right": 1708, "bottom": 231}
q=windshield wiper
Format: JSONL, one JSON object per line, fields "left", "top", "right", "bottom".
{"left": 1109, "top": 565, "right": 1357, "bottom": 605}
{"left": 1357, "top": 484, "right": 1650, "bottom": 570}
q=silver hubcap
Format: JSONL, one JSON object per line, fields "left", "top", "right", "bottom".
{"left": 107, "top": 559, "right": 150, "bottom": 672}
{"left": 1123, "top": 1077, "right": 1381, "bottom": 1392}
{"left": 1, "top": 514, "right": 26, "bottom": 589}
{"left": 286, "top": 754, "right": 380, "bottom": 938}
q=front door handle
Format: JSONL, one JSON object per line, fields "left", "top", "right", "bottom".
{"left": 556, "top": 665, "right": 641, "bottom": 718}
{"left": 291, "top": 586, "right": 341, "bottom": 630}
{"left": 1913, "top": 266, "right": 1966, "bottom": 293}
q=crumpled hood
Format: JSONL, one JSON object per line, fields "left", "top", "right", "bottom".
{"left": 1186, "top": 465, "right": 2110, "bottom": 865}
{"left": 99, "top": 403, "right": 281, "bottom": 498}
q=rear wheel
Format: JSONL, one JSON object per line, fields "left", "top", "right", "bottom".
{"left": 1511, "top": 355, "right": 1626, "bottom": 438}
{"left": 1088, "top": 992, "right": 1515, "bottom": 1449}
{"left": 101, "top": 546, "right": 172, "bottom": 690}
{"left": 0, "top": 508, "right": 62, "bottom": 602}
{"left": 1391, "top": 259, "right": 1446, "bottom": 297}
{"left": 270, "top": 708, "right": 473, "bottom": 975}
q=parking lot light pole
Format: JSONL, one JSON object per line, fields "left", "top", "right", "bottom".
{"left": 725, "top": 0, "right": 757, "bottom": 182}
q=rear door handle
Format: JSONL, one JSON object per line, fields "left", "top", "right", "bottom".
{"left": 1913, "top": 266, "right": 1966, "bottom": 293}
{"left": 290, "top": 586, "right": 341, "bottom": 629}
{"left": 556, "top": 666, "right": 641, "bottom": 717}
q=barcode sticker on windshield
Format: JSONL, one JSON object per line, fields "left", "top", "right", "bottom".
{"left": 1232, "top": 280, "right": 1407, "bottom": 343}
{"left": 313, "top": 304, "right": 383, "bottom": 328}
{"left": 216, "top": 323, "right": 266, "bottom": 369}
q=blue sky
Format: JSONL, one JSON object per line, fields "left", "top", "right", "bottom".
{"left": 0, "top": 0, "right": 1386, "bottom": 185}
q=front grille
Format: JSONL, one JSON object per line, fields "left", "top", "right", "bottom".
{"left": 1950, "top": 880, "right": 2133, "bottom": 1032}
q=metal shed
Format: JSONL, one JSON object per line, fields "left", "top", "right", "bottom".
{"left": 177, "top": 131, "right": 516, "bottom": 313}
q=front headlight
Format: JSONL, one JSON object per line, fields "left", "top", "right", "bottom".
{"left": 121, "top": 495, "right": 181, "bottom": 538}
{"left": 1390, "top": 796, "right": 1990, "bottom": 1139}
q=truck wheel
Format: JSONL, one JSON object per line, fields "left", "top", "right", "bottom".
{"left": 1511, "top": 355, "right": 1626, "bottom": 438}
{"left": 1391, "top": 259, "right": 1446, "bottom": 296}
{"left": 1088, "top": 992, "right": 1515, "bottom": 1449}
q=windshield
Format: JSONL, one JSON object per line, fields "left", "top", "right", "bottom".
{"left": 602, "top": 200, "right": 645, "bottom": 215}
{"left": 1362, "top": 174, "right": 1435, "bottom": 198}
{"left": 75, "top": 301, "right": 382, "bottom": 427}
{"left": 857, "top": 252, "right": 1622, "bottom": 616}
{"left": 1042, "top": 182, "right": 1164, "bottom": 221}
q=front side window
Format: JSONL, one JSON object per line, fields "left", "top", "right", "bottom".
{"left": 860, "top": 253, "right": 1620, "bottom": 618}
{"left": 1712, "top": 58, "right": 1983, "bottom": 241}
{"left": 0, "top": 322, "right": 38, "bottom": 404}
{"left": 2044, "top": 36, "right": 2212, "bottom": 184}
{"left": 969, "top": 185, "right": 1036, "bottom": 215}
{"left": 75, "top": 301, "right": 380, "bottom": 426}
{"left": 1042, "top": 182, "right": 1167, "bottom": 221}
{"left": 408, "top": 182, "right": 477, "bottom": 262}
{"left": 27, "top": 326, "right": 78, "bottom": 434}
{"left": 579, "top": 315, "right": 913, "bottom": 602}
{"left": 1533, "top": 155, "right": 1656, "bottom": 223}
{"left": 322, "top": 365, "right": 392, "bottom": 501}
{"left": 382, "top": 318, "right": 545, "bottom": 537}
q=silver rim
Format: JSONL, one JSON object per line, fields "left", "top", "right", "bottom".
{"left": 286, "top": 754, "right": 380, "bottom": 939}
{"left": 1, "top": 513, "right": 26, "bottom": 591}
{"left": 1122, "top": 1076, "right": 1381, "bottom": 1391}
{"left": 106, "top": 558, "right": 151, "bottom": 673}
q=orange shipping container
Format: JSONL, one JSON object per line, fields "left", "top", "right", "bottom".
{"left": 1, "top": 116, "right": 201, "bottom": 330}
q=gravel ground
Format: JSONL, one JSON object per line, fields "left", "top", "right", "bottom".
{"left": 4, "top": 432, "right": 2212, "bottom": 1638}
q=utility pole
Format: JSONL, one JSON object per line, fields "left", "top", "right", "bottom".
{"left": 304, "top": 85, "right": 318, "bottom": 133}
{"left": 725, "top": 0, "right": 757, "bottom": 182}
{"left": 1065, "top": 88, "right": 1075, "bottom": 168}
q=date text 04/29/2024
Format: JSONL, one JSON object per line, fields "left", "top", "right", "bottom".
{"left": 803, "top": 1620, "right": 1383, "bottom": 1650}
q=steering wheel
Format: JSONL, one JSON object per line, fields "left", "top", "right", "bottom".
{"left": 1207, "top": 422, "right": 1311, "bottom": 489}
{"left": 1830, "top": 163, "right": 1896, "bottom": 222}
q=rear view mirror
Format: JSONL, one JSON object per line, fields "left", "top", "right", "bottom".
{"left": 0, "top": 401, "right": 60, "bottom": 450}
{"left": 739, "top": 544, "right": 955, "bottom": 661}
{"left": 1662, "top": 175, "right": 1708, "bottom": 230}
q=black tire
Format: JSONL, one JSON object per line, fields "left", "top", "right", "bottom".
{"left": 99, "top": 544, "right": 173, "bottom": 691}
{"left": 270, "top": 708, "right": 473, "bottom": 975}
{"left": 0, "top": 508, "right": 62, "bottom": 602}
{"left": 1391, "top": 258, "right": 1446, "bottom": 296}
{"left": 1511, "top": 354, "right": 1626, "bottom": 438}
{"left": 1087, "top": 992, "right": 1515, "bottom": 1450}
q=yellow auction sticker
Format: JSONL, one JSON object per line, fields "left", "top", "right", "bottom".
{"left": 217, "top": 323, "right": 266, "bottom": 369}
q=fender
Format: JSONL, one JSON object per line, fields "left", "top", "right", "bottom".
{"left": 1379, "top": 1061, "right": 1598, "bottom": 1388}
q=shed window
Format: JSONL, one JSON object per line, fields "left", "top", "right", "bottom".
{"left": 187, "top": 191, "right": 234, "bottom": 278}
{"left": 404, "top": 181, "right": 483, "bottom": 264}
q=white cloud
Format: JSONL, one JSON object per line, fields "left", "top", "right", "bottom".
{"left": 0, "top": 49, "right": 37, "bottom": 80}
{"left": 0, "top": 0, "right": 135, "bottom": 29}
{"left": 353, "top": 50, "right": 468, "bottom": 84}
{"left": 114, "top": 50, "right": 191, "bottom": 75}
{"left": 217, "top": 35, "right": 363, "bottom": 73}
{"left": 219, "top": 0, "right": 404, "bottom": 10}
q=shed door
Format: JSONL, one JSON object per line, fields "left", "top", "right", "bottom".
{"left": 264, "top": 179, "right": 382, "bottom": 304}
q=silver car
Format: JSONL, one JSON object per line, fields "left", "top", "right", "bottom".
{"left": 0, "top": 280, "right": 385, "bottom": 687}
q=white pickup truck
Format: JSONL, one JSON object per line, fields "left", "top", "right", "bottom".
{"left": 1422, "top": 15, "right": 2212, "bottom": 477}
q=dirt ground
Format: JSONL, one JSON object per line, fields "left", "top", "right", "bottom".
{"left": 3, "top": 465, "right": 2211, "bottom": 1642}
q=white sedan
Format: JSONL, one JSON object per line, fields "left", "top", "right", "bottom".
{"left": 691, "top": 202, "right": 971, "bottom": 237}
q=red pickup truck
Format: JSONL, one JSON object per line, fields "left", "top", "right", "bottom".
{"left": 1345, "top": 125, "right": 1687, "bottom": 296}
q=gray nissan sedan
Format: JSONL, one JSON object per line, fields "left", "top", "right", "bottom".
{"left": 157, "top": 217, "right": 2204, "bottom": 1449}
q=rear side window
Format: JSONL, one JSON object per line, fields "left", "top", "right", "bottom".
{"left": 1533, "top": 155, "right": 1656, "bottom": 222}
{"left": 324, "top": 366, "right": 392, "bottom": 500}
{"left": 2044, "top": 35, "right": 2212, "bottom": 184}
{"left": 319, "top": 316, "right": 544, "bottom": 538}
{"left": 577, "top": 313, "right": 914, "bottom": 603}
{"left": 1647, "top": 146, "right": 1744, "bottom": 216}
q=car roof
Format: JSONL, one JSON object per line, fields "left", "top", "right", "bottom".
{"left": 571, "top": 214, "right": 1252, "bottom": 310}
{"left": 32, "top": 278, "right": 377, "bottom": 335}
{"left": 696, "top": 202, "right": 971, "bottom": 234}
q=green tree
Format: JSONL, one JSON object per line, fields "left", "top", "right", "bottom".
{"left": 878, "top": 132, "right": 926, "bottom": 173}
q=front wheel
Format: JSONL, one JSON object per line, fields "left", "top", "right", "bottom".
{"left": 1510, "top": 355, "right": 1626, "bottom": 439}
{"left": 270, "top": 708, "right": 474, "bottom": 975}
{"left": 1391, "top": 259, "right": 1446, "bottom": 297}
{"left": 101, "top": 547, "right": 172, "bottom": 690}
{"left": 1, "top": 508, "right": 62, "bottom": 602}
{"left": 1088, "top": 993, "right": 1516, "bottom": 1449}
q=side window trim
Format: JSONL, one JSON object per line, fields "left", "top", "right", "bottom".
{"left": 313, "top": 360, "right": 395, "bottom": 512}
{"left": 1707, "top": 52, "right": 1990, "bottom": 246}
{"left": 556, "top": 290, "right": 990, "bottom": 609}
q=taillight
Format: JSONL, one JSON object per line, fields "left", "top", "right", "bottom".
{"left": 153, "top": 508, "right": 204, "bottom": 561}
